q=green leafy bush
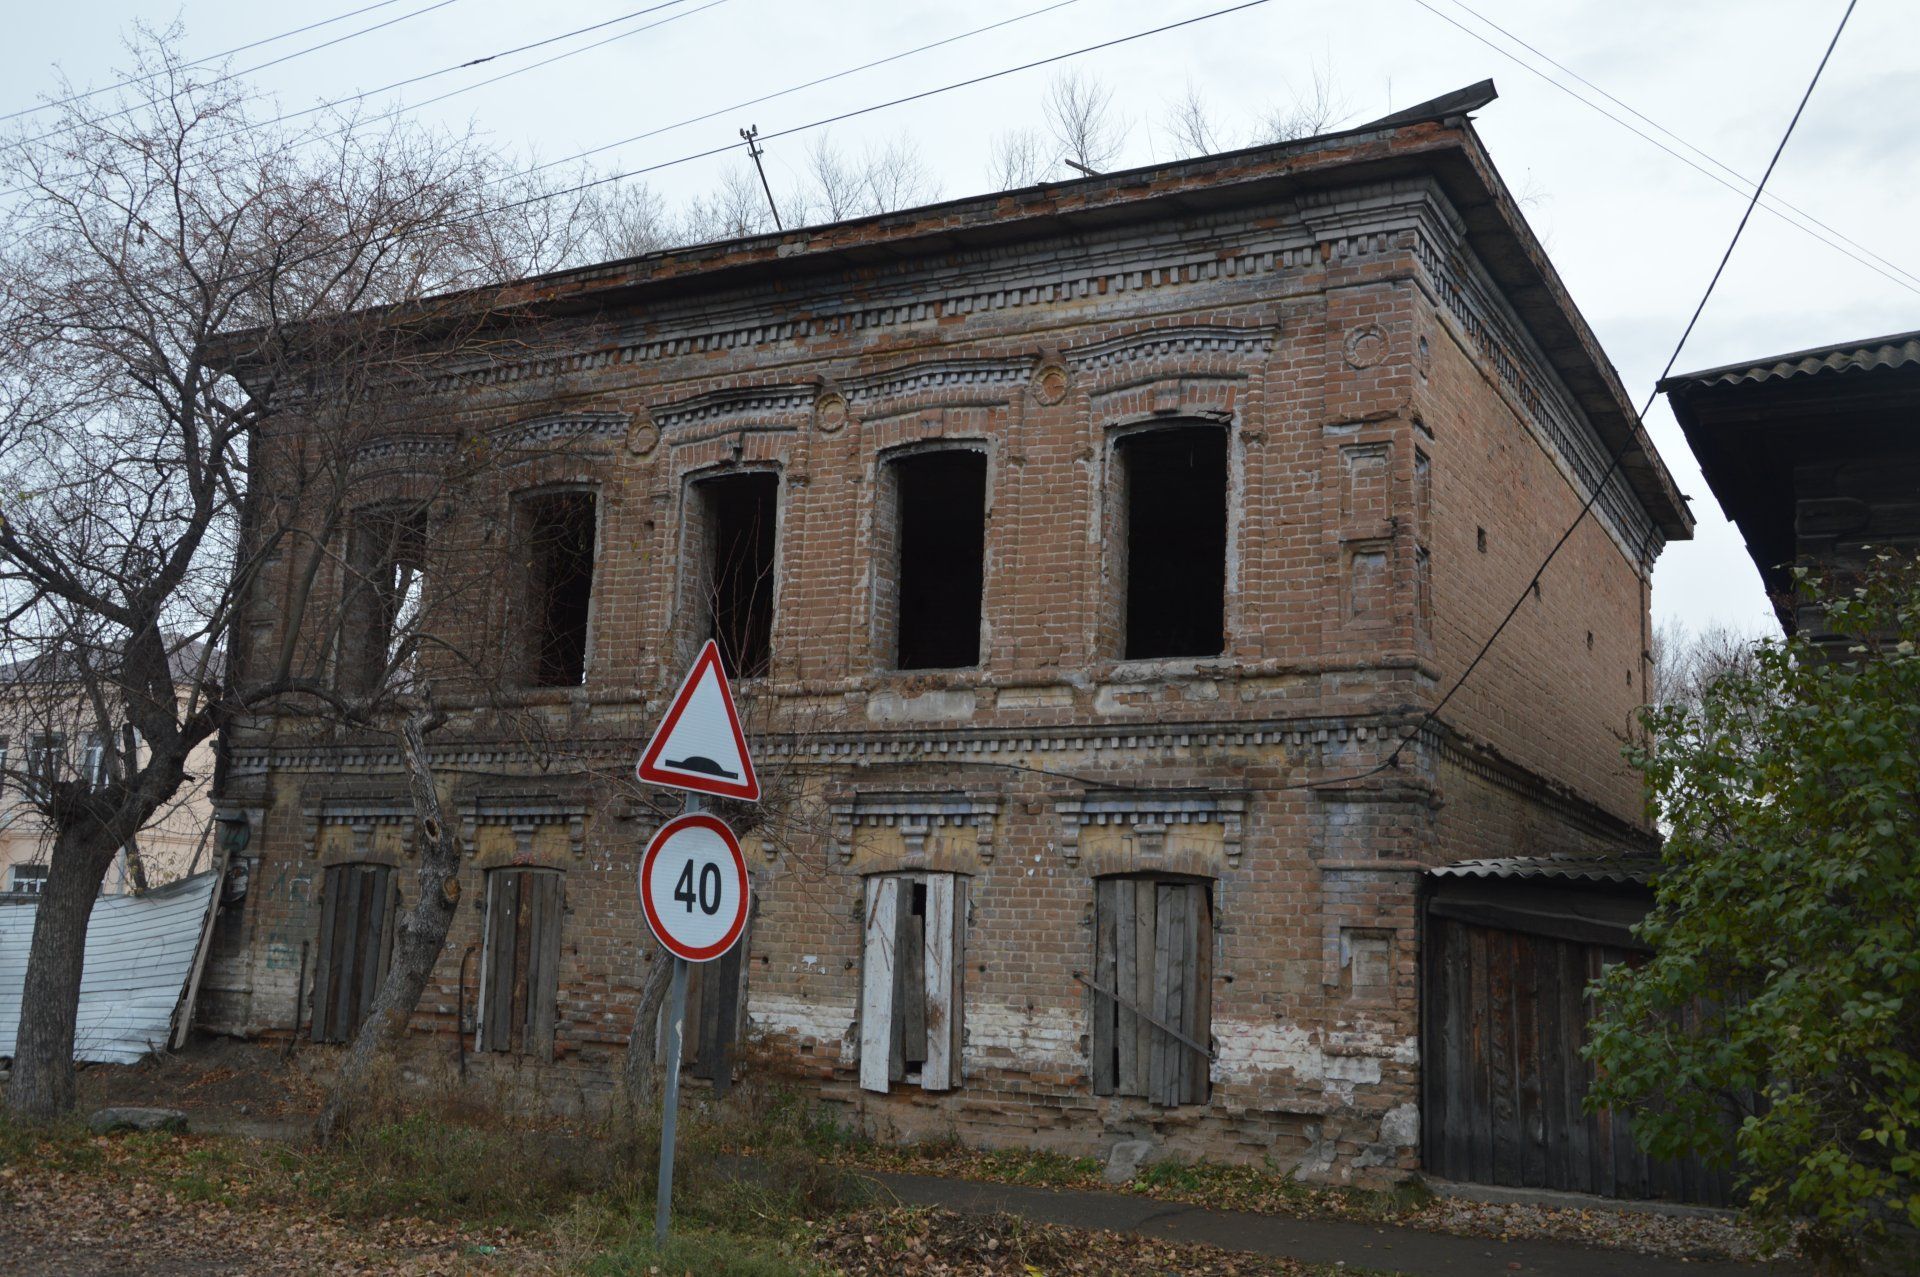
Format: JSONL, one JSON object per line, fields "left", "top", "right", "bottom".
{"left": 1590, "top": 553, "right": 1920, "bottom": 1266}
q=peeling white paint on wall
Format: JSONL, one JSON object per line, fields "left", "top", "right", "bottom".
{"left": 1212, "top": 1017, "right": 1416, "bottom": 1100}
{"left": 967, "top": 1003, "right": 1080, "bottom": 1070}
{"left": 749, "top": 992, "right": 857, "bottom": 1062}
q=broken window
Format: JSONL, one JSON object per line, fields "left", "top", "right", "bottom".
{"left": 889, "top": 450, "right": 987, "bottom": 669}
{"left": 8, "top": 864, "right": 47, "bottom": 896}
{"left": 311, "top": 862, "right": 399, "bottom": 1043}
{"left": 1090, "top": 875, "right": 1212, "bottom": 1105}
{"left": 477, "top": 867, "right": 564, "bottom": 1057}
{"left": 1115, "top": 426, "right": 1227, "bottom": 659}
{"left": 340, "top": 507, "right": 428, "bottom": 697}
{"left": 516, "top": 490, "right": 597, "bottom": 687}
{"left": 688, "top": 472, "right": 778, "bottom": 678}
{"left": 860, "top": 872, "right": 966, "bottom": 1093}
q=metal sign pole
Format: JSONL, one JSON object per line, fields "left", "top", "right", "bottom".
{"left": 654, "top": 792, "right": 701, "bottom": 1249}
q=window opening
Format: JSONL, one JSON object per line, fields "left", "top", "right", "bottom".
{"left": 310, "top": 862, "right": 399, "bottom": 1043}
{"left": 519, "top": 491, "right": 596, "bottom": 687}
{"left": 8, "top": 865, "right": 48, "bottom": 896}
{"left": 1118, "top": 427, "right": 1227, "bottom": 659}
{"left": 1090, "top": 875, "right": 1212, "bottom": 1105}
{"left": 693, "top": 472, "right": 778, "bottom": 678}
{"left": 342, "top": 507, "right": 428, "bottom": 696}
{"left": 892, "top": 451, "right": 987, "bottom": 669}
{"left": 477, "top": 867, "right": 564, "bottom": 1057}
{"left": 860, "top": 872, "right": 965, "bottom": 1094}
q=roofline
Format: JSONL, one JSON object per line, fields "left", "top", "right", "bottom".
{"left": 226, "top": 80, "right": 1691, "bottom": 537}
{"left": 1660, "top": 327, "right": 1920, "bottom": 390}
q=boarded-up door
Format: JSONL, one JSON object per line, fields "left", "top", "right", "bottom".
{"left": 478, "top": 868, "right": 564, "bottom": 1058}
{"left": 311, "top": 863, "right": 398, "bottom": 1043}
{"left": 1090, "top": 876, "right": 1211, "bottom": 1106}
{"left": 1422, "top": 911, "right": 1738, "bottom": 1205}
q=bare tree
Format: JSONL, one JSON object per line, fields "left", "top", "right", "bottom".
{"left": 859, "top": 135, "right": 939, "bottom": 214}
{"left": 1650, "top": 619, "right": 1769, "bottom": 718}
{"left": 987, "top": 126, "right": 1049, "bottom": 189}
{"left": 0, "top": 28, "right": 581, "bottom": 1122}
{"left": 1252, "top": 60, "right": 1348, "bottom": 144}
{"left": 1164, "top": 80, "right": 1225, "bottom": 159}
{"left": 575, "top": 179, "right": 680, "bottom": 261}
{"left": 682, "top": 163, "right": 780, "bottom": 244}
{"left": 1044, "top": 70, "right": 1123, "bottom": 174}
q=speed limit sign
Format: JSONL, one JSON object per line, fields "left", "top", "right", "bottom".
{"left": 639, "top": 812, "right": 750, "bottom": 963}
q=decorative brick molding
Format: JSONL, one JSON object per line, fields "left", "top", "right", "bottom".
{"left": 459, "top": 795, "right": 588, "bottom": 865}
{"left": 1053, "top": 789, "right": 1247, "bottom": 869}
{"left": 1068, "top": 324, "right": 1275, "bottom": 376}
{"left": 498, "top": 411, "right": 629, "bottom": 451}
{"left": 828, "top": 789, "right": 1001, "bottom": 865}
{"left": 299, "top": 798, "right": 416, "bottom": 866}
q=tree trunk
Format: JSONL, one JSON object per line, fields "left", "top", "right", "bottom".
{"left": 5, "top": 833, "right": 120, "bottom": 1121}
{"left": 318, "top": 712, "right": 461, "bottom": 1141}
{"left": 620, "top": 939, "right": 676, "bottom": 1119}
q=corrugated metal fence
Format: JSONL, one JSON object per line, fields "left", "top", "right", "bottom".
{"left": 0, "top": 870, "right": 218, "bottom": 1064}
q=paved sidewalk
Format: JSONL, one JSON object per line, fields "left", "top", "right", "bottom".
{"left": 863, "top": 1170, "right": 1811, "bottom": 1277}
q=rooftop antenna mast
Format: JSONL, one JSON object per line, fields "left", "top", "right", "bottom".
{"left": 739, "top": 125, "right": 782, "bottom": 231}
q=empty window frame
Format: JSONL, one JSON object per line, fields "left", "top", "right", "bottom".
{"left": 310, "top": 862, "right": 399, "bottom": 1043}
{"left": 340, "top": 507, "right": 427, "bottom": 696}
{"left": 1115, "top": 426, "right": 1228, "bottom": 660}
{"left": 8, "top": 864, "right": 47, "bottom": 896}
{"left": 688, "top": 472, "right": 779, "bottom": 678}
{"left": 516, "top": 490, "right": 597, "bottom": 687}
{"left": 888, "top": 449, "right": 987, "bottom": 670}
{"left": 1090, "top": 875, "right": 1212, "bottom": 1105}
{"left": 859, "top": 873, "right": 966, "bottom": 1093}
{"left": 477, "top": 867, "right": 564, "bottom": 1057}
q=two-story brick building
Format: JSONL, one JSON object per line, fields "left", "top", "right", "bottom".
{"left": 197, "top": 81, "right": 1690, "bottom": 1185}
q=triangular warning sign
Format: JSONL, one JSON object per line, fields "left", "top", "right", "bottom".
{"left": 636, "top": 640, "right": 761, "bottom": 801}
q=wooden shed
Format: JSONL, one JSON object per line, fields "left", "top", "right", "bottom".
{"left": 1420, "top": 856, "right": 1740, "bottom": 1206}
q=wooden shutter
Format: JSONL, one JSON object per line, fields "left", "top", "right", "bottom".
{"left": 859, "top": 875, "right": 898, "bottom": 1093}
{"left": 688, "top": 915, "right": 750, "bottom": 1094}
{"left": 1091, "top": 877, "right": 1211, "bottom": 1105}
{"left": 311, "top": 863, "right": 397, "bottom": 1044}
{"left": 479, "top": 868, "right": 563, "bottom": 1057}
{"left": 922, "top": 874, "right": 964, "bottom": 1091}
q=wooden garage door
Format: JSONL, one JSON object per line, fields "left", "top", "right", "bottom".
{"left": 1422, "top": 913, "right": 1738, "bottom": 1206}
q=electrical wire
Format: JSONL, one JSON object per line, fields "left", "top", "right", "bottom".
{"left": 259, "top": 0, "right": 704, "bottom": 133}
{"left": 486, "top": 0, "right": 1279, "bottom": 214}
{"left": 1297, "top": 0, "right": 1860, "bottom": 796}
{"left": 0, "top": 0, "right": 418, "bottom": 124}
{"left": 1434, "top": 0, "right": 1920, "bottom": 293}
{"left": 10, "top": 0, "right": 469, "bottom": 148}
{"left": 507, "top": 0, "right": 1085, "bottom": 185}
{"left": 1408, "top": 0, "right": 1919, "bottom": 300}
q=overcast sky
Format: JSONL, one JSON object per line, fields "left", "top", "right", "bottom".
{"left": 6, "top": 0, "right": 1912, "bottom": 638}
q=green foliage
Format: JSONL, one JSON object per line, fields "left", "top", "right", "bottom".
{"left": 1590, "top": 553, "right": 1920, "bottom": 1263}
{"left": 581, "top": 1226, "right": 827, "bottom": 1277}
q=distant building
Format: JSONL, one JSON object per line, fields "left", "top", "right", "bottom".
{"left": 201, "top": 83, "right": 1697, "bottom": 1191}
{"left": 1663, "top": 329, "right": 1920, "bottom": 629}
{"left": 0, "top": 643, "right": 219, "bottom": 897}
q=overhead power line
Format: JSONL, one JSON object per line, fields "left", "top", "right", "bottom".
{"left": 493, "top": 0, "right": 1278, "bottom": 211}
{"left": 1302, "top": 0, "right": 1860, "bottom": 795}
{"left": 1434, "top": 0, "right": 1920, "bottom": 293}
{"left": 11, "top": 0, "right": 469, "bottom": 148}
{"left": 1408, "top": 0, "right": 1919, "bottom": 300}
{"left": 511, "top": 0, "right": 1085, "bottom": 183}
{"left": 0, "top": 0, "right": 418, "bottom": 124}
{"left": 260, "top": 0, "right": 704, "bottom": 134}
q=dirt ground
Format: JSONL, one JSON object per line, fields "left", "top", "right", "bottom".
{"left": 71, "top": 1036, "right": 323, "bottom": 1126}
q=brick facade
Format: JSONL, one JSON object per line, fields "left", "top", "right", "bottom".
{"left": 200, "top": 95, "right": 1689, "bottom": 1184}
